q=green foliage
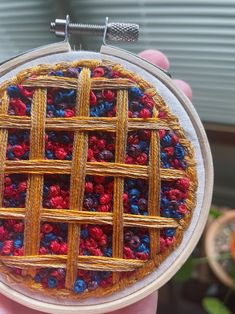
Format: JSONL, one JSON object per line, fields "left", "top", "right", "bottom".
{"left": 209, "top": 207, "right": 222, "bottom": 219}
{"left": 174, "top": 257, "right": 193, "bottom": 282}
{"left": 174, "top": 207, "right": 233, "bottom": 313}
{"left": 202, "top": 297, "right": 231, "bottom": 314}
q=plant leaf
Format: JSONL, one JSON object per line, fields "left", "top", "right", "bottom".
{"left": 202, "top": 297, "right": 231, "bottom": 314}
{"left": 209, "top": 207, "right": 222, "bottom": 219}
{"left": 174, "top": 257, "right": 193, "bottom": 282}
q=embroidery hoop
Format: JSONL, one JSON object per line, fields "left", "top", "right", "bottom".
{"left": 0, "top": 16, "right": 213, "bottom": 314}
{"left": 205, "top": 211, "right": 235, "bottom": 289}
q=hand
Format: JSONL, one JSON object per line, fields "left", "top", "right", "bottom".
{"left": 138, "top": 49, "right": 193, "bottom": 101}
{"left": 0, "top": 49, "right": 192, "bottom": 314}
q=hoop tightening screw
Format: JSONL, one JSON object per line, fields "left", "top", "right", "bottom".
{"left": 50, "top": 18, "right": 139, "bottom": 42}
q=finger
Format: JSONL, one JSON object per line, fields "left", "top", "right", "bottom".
{"left": 173, "top": 79, "right": 193, "bottom": 101}
{"left": 109, "top": 291, "right": 158, "bottom": 314}
{"left": 138, "top": 50, "right": 170, "bottom": 71}
{"left": 0, "top": 294, "right": 44, "bottom": 314}
{"left": 138, "top": 50, "right": 192, "bottom": 100}
{"left": 0, "top": 294, "right": 13, "bottom": 314}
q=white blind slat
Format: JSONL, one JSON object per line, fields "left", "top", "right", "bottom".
{"left": 0, "top": 0, "right": 234, "bottom": 125}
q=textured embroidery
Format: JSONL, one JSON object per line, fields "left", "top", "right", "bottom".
{"left": 0, "top": 59, "right": 197, "bottom": 298}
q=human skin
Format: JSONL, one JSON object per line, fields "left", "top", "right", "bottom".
{"left": 0, "top": 49, "right": 192, "bottom": 314}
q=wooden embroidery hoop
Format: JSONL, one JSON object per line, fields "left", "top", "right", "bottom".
{"left": 0, "top": 18, "right": 213, "bottom": 314}
{"left": 205, "top": 211, "right": 235, "bottom": 289}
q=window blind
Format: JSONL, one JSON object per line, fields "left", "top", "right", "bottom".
{"left": 71, "top": 0, "right": 235, "bottom": 125}
{"left": 0, "top": 0, "right": 235, "bottom": 124}
{"left": 0, "top": 0, "right": 56, "bottom": 62}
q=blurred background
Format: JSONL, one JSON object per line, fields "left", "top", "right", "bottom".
{"left": 0, "top": 0, "right": 235, "bottom": 313}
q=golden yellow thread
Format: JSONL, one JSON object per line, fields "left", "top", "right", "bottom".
{"left": 112, "top": 90, "right": 129, "bottom": 283}
{"left": 1, "top": 255, "right": 145, "bottom": 272}
{"left": 23, "top": 76, "right": 137, "bottom": 90}
{"left": 0, "top": 114, "right": 174, "bottom": 131}
{"left": 24, "top": 89, "right": 47, "bottom": 256}
{"left": 0, "top": 92, "right": 9, "bottom": 206}
{"left": 65, "top": 68, "right": 91, "bottom": 289}
{"left": 0, "top": 208, "right": 180, "bottom": 228}
{"left": 4, "top": 160, "right": 186, "bottom": 179}
{"left": 148, "top": 106, "right": 161, "bottom": 265}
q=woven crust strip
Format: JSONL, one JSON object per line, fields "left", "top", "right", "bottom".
{"left": 23, "top": 76, "right": 137, "bottom": 90}
{"left": 1, "top": 255, "right": 145, "bottom": 271}
{"left": 24, "top": 89, "right": 47, "bottom": 262}
{"left": 66, "top": 68, "right": 91, "bottom": 289}
{"left": 0, "top": 92, "right": 8, "bottom": 206}
{"left": 0, "top": 209, "right": 181, "bottom": 228}
{"left": 0, "top": 59, "right": 197, "bottom": 298}
{"left": 112, "top": 90, "right": 128, "bottom": 283}
{"left": 2, "top": 160, "right": 185, "bottom": 179}
{"left": 0, "top": 115, "right": 176, "bottom": 131}
{"left": 148, "top": 106, "right": 160, "bottom": 265}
